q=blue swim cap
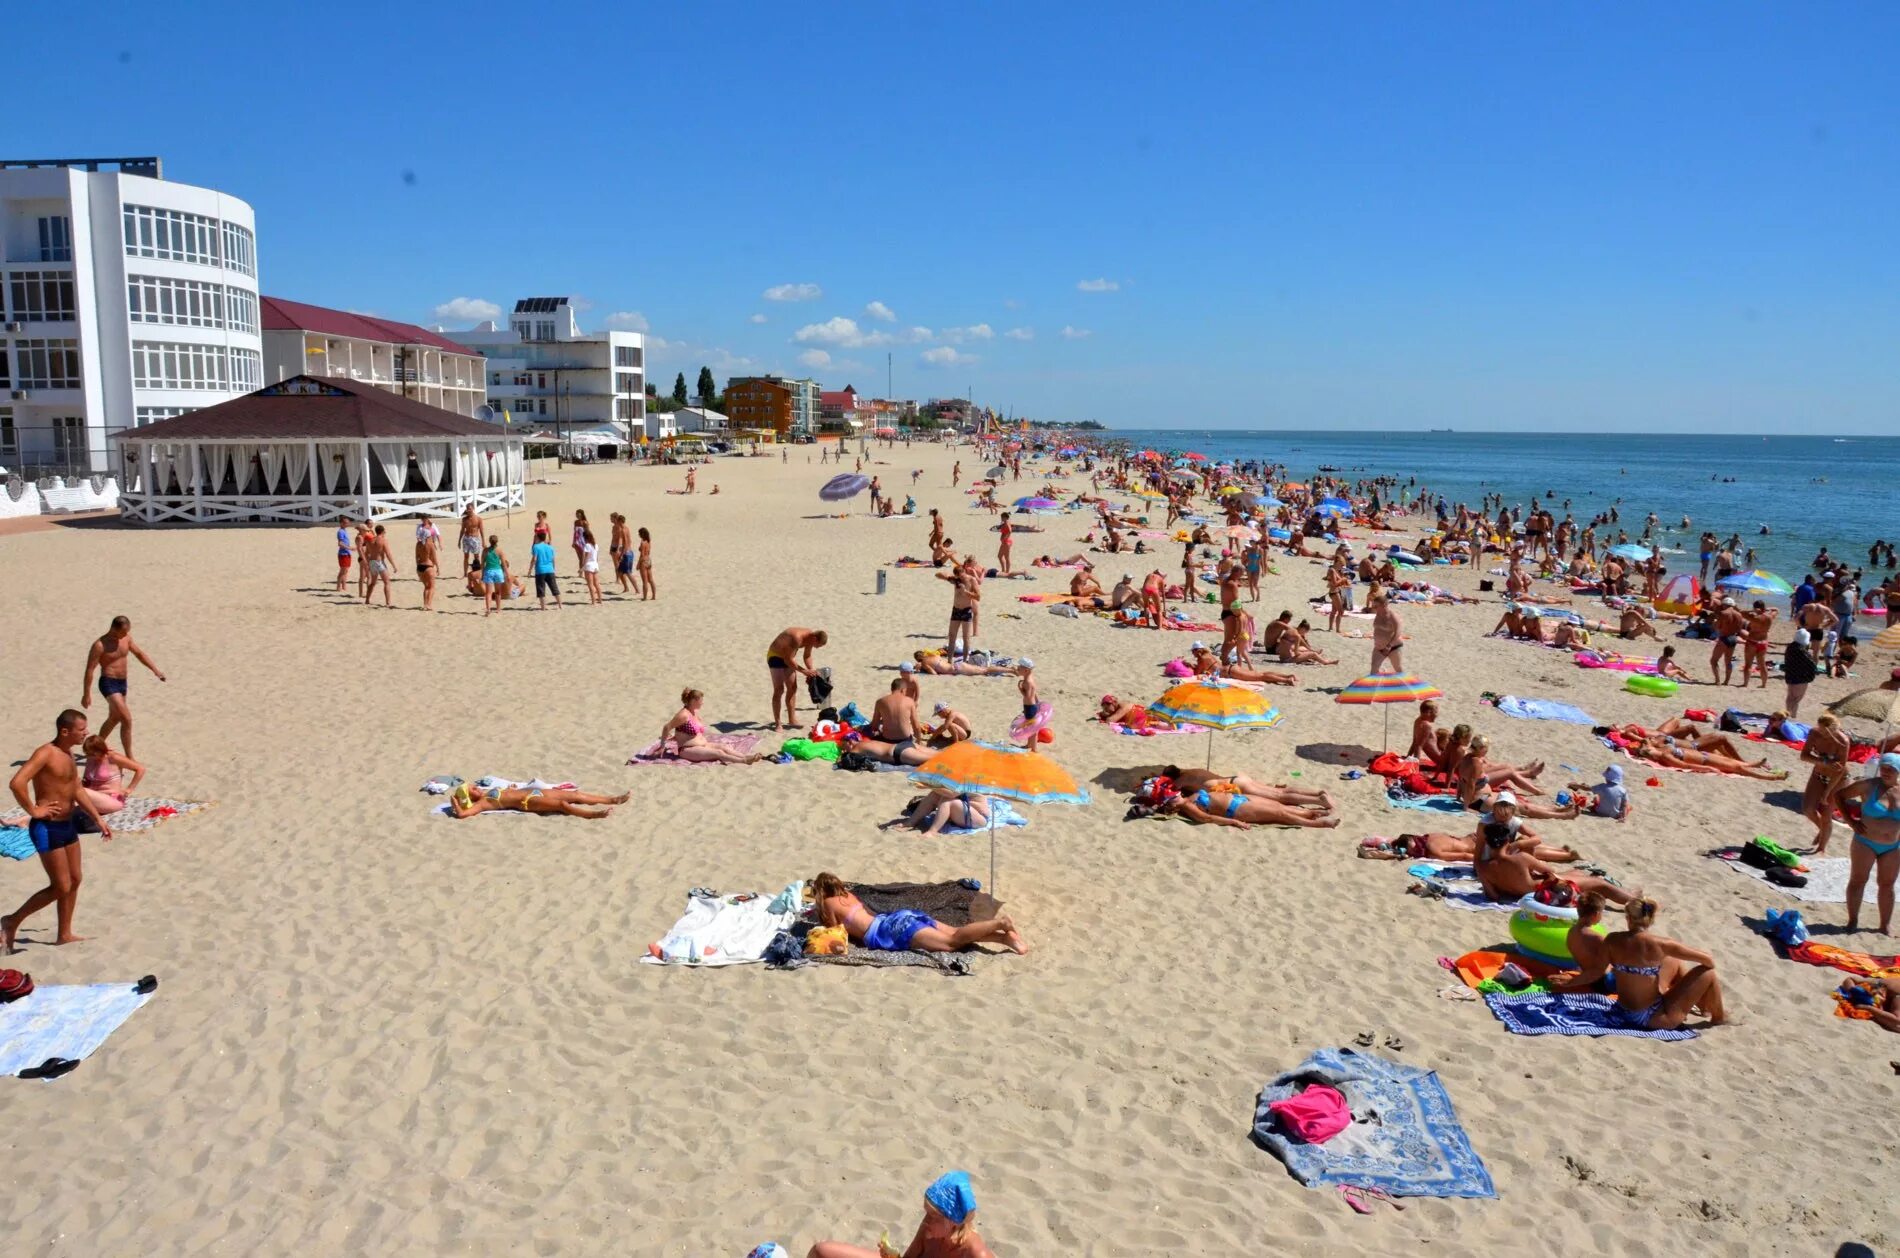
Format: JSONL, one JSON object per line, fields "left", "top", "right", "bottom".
{"left": 924, "top": 1170, "right": 977, "bottom": 1225}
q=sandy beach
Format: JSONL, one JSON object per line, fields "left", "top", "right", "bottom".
{"left": 3, "top": 441, "right": 1896, "bottom": 1256}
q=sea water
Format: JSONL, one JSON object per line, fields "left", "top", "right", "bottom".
{"left": 1107, "top": 430, "right": 1899, "bottom": 582}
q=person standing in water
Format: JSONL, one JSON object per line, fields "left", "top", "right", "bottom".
{"left": 82, "top": 615, "right": 166, "bottom": 760}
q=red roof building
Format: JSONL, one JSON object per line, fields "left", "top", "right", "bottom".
{"left": 818, "top": 386, "right": 859, "bottom": 417}
{"left": 260, "top": 297, "right": 488, "bottom": 418}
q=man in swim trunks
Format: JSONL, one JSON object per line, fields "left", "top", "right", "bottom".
{"left": 335, "top": 515, "right": 354, "bottom": 591}
{"left": 937, "top": 561, "right": 981, "bottom": 658}
{"left": 811, "top": 872, "right": 1026, "bottom": 955}
{"left": 362, "top": 524, "right": 398, "bottom": 607}
{"left": 3, "top": 709, "right": 113, "bottom": 954}
{"left": 1474, "top": 820, "right": 1634, "bottom": 907}
{"left": 1743, "top": 600, "right": 1778, "bottom": 688}
{"left": 1710, "top": 598, "right": 1745, "bottom": 685}
{"left": 458, "top": 504, "right": 483, "bottom": 578}
{"left": 765, "top": 626, "right": 828, "bottom": 731}
{"left": 82, "top": 615, "right": 166, "bottom": 760}
{"left": 862, "top": 679, "right": 932, "bottom": 766}
{"left": 1369, "top": 592, "right": 1404, "bottom": 674}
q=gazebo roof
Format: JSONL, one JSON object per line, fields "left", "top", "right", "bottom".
{"left": 118, "top": 377, "right": 508, "bottom": 442}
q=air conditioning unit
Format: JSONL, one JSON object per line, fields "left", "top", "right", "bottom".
{"left": 8, "top": 390, "right": 26, "bottom": 401}
{"left": 3, "top": 322, "right": 22, "bottom": 333}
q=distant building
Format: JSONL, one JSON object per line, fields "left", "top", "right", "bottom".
{"left": 453, "top": 297, "right": 644, "bottom": 434}
{"left": 670, "top": 405, "right": 725, "bottom": 434}
{"left": 0, "top": 155, "right": 261, "bottom": 475}
{"left": 261, "top": 297, "right": 484, "bottom": 417}
{"left": 726, "top": 375, "right": 818, "bottom": 437}
{"left": 818, "top": 385, "right": 859, "bottom": 421}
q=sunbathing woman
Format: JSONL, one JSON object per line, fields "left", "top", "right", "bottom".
{"left": 1276, "top": 619, "right": 1338, "bottom": 665}
{"left": 1098, "top": 694, "right": 1177, "bottom": 732}
{"left": 1629, "top": 734, "right": 1789, "bottom": 779}
{"left": 446, "top": 783, "right": 627, "bottom": 818}
{"left": 1609, "top": 720, "right": 1763, "bottom": 765}
{"left": 1455, "top": 735, "right": 1548, "bottom": 805}
{"left": 79, "top": 734, "right": 143, "bottom": 814}
{"left": 659, "top": 688, "right": 765, "bottom": 764}
{"left": 811, "top": 871, "right": 1026, "bottom": 955}
{"left": 1221, "top": 658, "right": 1297, "bottom": 685}
{"left": 1599, "top": 895, "right": 1730, "bottom": 1029}
{"left": 1358, "top": 826, "right": 1578, "bottom": 863}
{"left": 1149, "top": 780, "right": 1340, "bottom": 829}
{"left": 880, "top": 787, "right": 991, "bottom": 835}
{"left": 914, "top": 650, "right": 1014, "bottom": 677}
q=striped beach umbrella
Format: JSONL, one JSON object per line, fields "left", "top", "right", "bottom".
{"left": 1715, "top": 570, "right": 1794, "bottom": 598}
{"left": 1873, "top": 623, "right": 1900, "bottom": 652}
{"left": 909, "top": 740, "right": 1090, "bottom": 893}
{"left": 1335, "top": 672, "right": 1444, "bottom": 751}
{"left": 1150, "top": 678, "right": 1285, "bottom": 768}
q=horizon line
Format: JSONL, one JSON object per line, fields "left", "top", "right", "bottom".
{"left": 1097, "top": 425, "right": 1894, "bottom": 438}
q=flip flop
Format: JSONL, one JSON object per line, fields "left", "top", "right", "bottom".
{"left": 1337, "top": 1186, "right": 1372, "bottom": 1215}
{"left": 19, "top": 1057, "right": 79, "bottom": 1080}
{"left": 1352, "top": 1030, "right": 1375, "bottom": 1048}
{"left": 1383, "top": 1033, "right": 1406, "bottom": 1052}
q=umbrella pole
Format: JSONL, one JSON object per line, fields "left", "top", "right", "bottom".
{"left": 1206, "top": 727, "right": 1214, "bottom": 770}
{"left": 989, "top": 800, "right": 998, "bottom": 897}
{"left": 1383, "top": 704, "right": 1391, "bottom": 753}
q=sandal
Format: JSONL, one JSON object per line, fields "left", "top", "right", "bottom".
{"left": 1352, "top": 1030, "right": 1375, "bottom": 1048}
{"left": 1383, "top": 1033, "right": 1406, "bottom": 1052}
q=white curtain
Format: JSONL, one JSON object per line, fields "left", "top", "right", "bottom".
{"left": 504, "top": 442, "right": 523, "bottom": 491}
{"left": 453, "top": 443, "right": 471, "bottom": 495}
{"left": 258, "top": 444, "right": 284, "bottom": 495}
{"left": 473, "top": 443, "right": 492, "bottom": 489}
{"left": 230, "top": 443, "right": 260, "bottom": 494}
{"left": 370, "top": 441, "right": 409, "bottom": 494}
{"left": 283, "top": 443, "right": 311, "bottom": 496}
{"left": 180, "top": 443, "right": 202, "bottom": 492}
{"left": 413, "top": 442, "right": 449, "bottom": 492}
{"left": 120, "top": 445, "right": 142, "bottom": 494}
{"left": 317, "top": 442, "right": 355, "bottom": 493}
{"left": 205, "top": 444, "right": 234, "bottom": 495}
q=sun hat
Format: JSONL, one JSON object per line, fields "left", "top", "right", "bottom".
{"left": 1604, "top": 765, "right": 1624, "bottom": 785}
{"left": 923, "top": 1170, "right": 977, "bottom": 1225}
{"left": 1017, "top": 657, "right": 1035, "bottom": 669}
{"left": 933, "top": 701, "right": 950, "bottom": 714}
{"left": 1880, "top": 752, "right": 1900, "bottom": 774}
{"left": 898, "top": 661, "right": 915, "bottom": 673}
{"left": 1492, "top": 790, "right": 1518, "bottom": 809}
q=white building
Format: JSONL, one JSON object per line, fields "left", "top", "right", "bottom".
{"left": 669, "top": 405, "right": 726, "bottom": 435}
{"left": 0, "top": 156, "right": 261, "bottom": 476}
{"left": 452, "top": 297, "right": 645, "bottom": 436}
{"left": 261, "top": 297, "right": 485, "bottom": 417}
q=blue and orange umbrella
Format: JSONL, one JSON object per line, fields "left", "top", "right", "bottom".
{"left": 909, "top": 740, "right": 1089, "bottom": 892}
{"left": 1150, "top": 678, "right": 1284, "bottom": 768}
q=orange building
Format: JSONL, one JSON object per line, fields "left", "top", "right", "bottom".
{"left": 725, "top": 375, "right": 817, "bottom": 436}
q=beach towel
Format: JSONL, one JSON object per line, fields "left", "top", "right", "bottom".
{"left": 1385, "top": 791, "right": 1468, "bottom": 815}
{"left": 1496, "top": 695, "right": 1596, "bottom": 726}
{"left": 1107, "top": 721, "right": 1195, "bottom": 737}
{"left": 1575, "top": 650, "right": 1657, "bottom": 674}
{"left": 1783, "top": 940, "right": 1900, "bottom": 980}
{"left": 642, "top": 884, "right": 802, "bottom": 966}
{"left": 1445, "top": 949, "right": 1560, "bottom": 991}
{"left": 808, "top": 880, "right": 1002, "bottom": 976}
{"left": 1480, "top": 991, "right": 1697, "bottom": 1040}
{"left": 1252, "top": 1047, "right": 1495, "bottom": 1199}
{"left": 939, "top": 799, "right": 1029, "bottom": 836}
{"left": 0, "top": 982, "right": 155, "bottom": 1078}
{"left": 1406, "top": 863, "right": 1513, "bottom": 911}
{"left": 26, "top": 797, "right": 213, "bottom": 837}
{"left": 1709, "top": 848, "right": 1851, "bottom": 902}
{"left": 628, "top": 732, "right": 763, "bottom": 766}
{"left": 0, "top": 827, "right": 33, "bottom": 861}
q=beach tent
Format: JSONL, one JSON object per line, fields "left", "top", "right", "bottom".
{"left": 1655, "top": 574, "right": 1701, "bottom": 616}
{"left": 113, "top": 375, "right": 523, "bottom": 525}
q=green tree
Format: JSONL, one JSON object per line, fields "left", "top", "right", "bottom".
{"left": 696, "top": 366, "right": 716, "bottom": 406}
{"left": 672, "top": 372, "right": 688, "bottom": 405}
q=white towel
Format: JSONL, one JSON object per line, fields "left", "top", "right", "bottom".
{"left": 0, "top": 983, "right": 154, "bottom": 1077}
{"left": 642, "top": 891, "right": 796, "bottom": 967}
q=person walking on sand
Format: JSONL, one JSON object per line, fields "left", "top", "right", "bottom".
{"left": 362, "top": 524, "right": 398, "bottom": 607}
{"left": 334, "top": 515, "right": 355, "bottom": 592}
{"left": 766, "top": 627, "right": 829, "bottom": 731}
{"left": 580, "top": 527, "right": 603, "bottom": 604}
{"left": 529, "top": 531, "right": 562, "bottom": 610}
{"left": 82, "top": 615, "right": 166, "bottom": 760}
{"left": 414, "top": 514, "right": 441, "bottom": 611}
{"left": 3, "top": 710, "right": 114, "bottom": 954}
{"left": 610, "top": 513, "right": 634, "bottom": 594}
{"left": 458, "top": 504, "right": 483, "bottom": 578}
{"left": 996, "top": 515, "right": 1013, "bottom": 574}
{"left": 636, "top": 526, "right": 655, "bottom": 600}
{"left": 1369, "top": 592, "right": 1404, "bottom": 674}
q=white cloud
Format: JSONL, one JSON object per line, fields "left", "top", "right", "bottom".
{"left": 645, "top": 334, "right": 759, "bottom": 376}
{"left": 864, "top": 300, "right": 896, "bottom": 322}
{"left": 601, "top": 310, "right": 649, "bottom": 332}
{"left": 921, "top": 346, "right": 976, "bottom": 366}
{"left": 941, "top": 323, "right": 995, "bottom": 344}
{"left": 431, "top": 296, "right": 500, "bottom": 322}
{"left": 748, "top": 313, "right": 768, "bottom": 324}
{"left": 1003, "top": 298, "right": 1021, "bottom": 310}
{"left": 1004, "top": 327, "right": 1034, "bottom": 341}
{"left": 763, "top": 282, "right": 823, "bottom": 302}
{"left": 798, "top": 349, "right": 832, "bottom": 369}
{"left": 1061, "top": 325, "right": 1092, "bottom": 340}
{"left": 1076, "top": 278, "right": 1120, "bottom": 293}
{"left": 794, "top": 317, "right": 931, "bottom": 349}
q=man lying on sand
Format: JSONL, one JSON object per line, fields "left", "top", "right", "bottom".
{"left": 811, "top": 872, "right": 1026, "bottom": 955}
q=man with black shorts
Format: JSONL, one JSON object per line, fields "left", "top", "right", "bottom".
{"left": 4, "top": 709, "right": 113, "bottom": 953}
{"left": 83, "top": 615, "right": 166, "bottom": 759}
{"left": 765, "top": 627, "right": 828, "bottom": 731}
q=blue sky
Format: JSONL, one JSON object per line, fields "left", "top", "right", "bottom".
{"left": 23, "top": 3, "right": 1900, "bottom": 431}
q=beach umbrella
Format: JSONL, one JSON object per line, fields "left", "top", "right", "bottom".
{"left": 1182, "top": 451, "right": 1208, "bottom": 462}
{"left": 1607, "top": 543, "right": 1653, "bottom": 561}
{"left": 1716, "top": 570, "right": 1794, "bottom": 598}
{"left": 1874, "top": 624, "right": 1900, "bottom": 651}
{"left": 1828, "top": 687, "right": 1900, "bottom": 727}
{"left": 1335, "top": 672, "right": 1444, "bottom": 752}
{"left": 1655, "top": 573, "right": 1701, "bottom": 616}
{"left": 1014, "top": 496, "right": 1060, "bottom": 510}
{"left": 1150, "top": 678, "right": 1285, "bottom": 769}
{"left": 908, "top": 740, "right": 1090, "bottom": 893}
{"left": 819, "top": 473, "right": 869, "bottom": 502}
{"left": 1318, "top": 496, "right": 1353, "bottom": 514}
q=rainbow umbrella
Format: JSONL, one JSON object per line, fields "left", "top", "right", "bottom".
{"left": 1150, "top": 678, "right": 1285, "bottom": 768}
{"left": 1335, "top": 672, "right": 1443, "bottom": 751}
{"left": 909, "top": 740, "right": 1089, "bottom": 893}
{"left": 1715, "top": 570, "right": 1793, "bottom": 598}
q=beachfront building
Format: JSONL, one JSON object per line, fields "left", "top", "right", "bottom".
{"left": 725, "top": 375, "right": 817, "bottom": 438}
{"left": 670, "top": 405, "right": 726, "bottom": 435}
{"left": 0, "top": 155, "right": 261, "bottom": 477}
{"left": 113, "top": 374, "right": 523, "bottom": 525}
{"left": 261, "top": 298, "right": 485, "bottom": 417}
{"left": 453, "top": 297, "right": 645, "bottom": 437}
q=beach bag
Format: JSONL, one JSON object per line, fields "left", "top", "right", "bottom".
{"left": 0, "top": 969, "right": 32, "bottom": 1003}
{"left": 836, "top": 750, "right": 875, "bottom": 773}
{"left": 806, "top": 669, "right": 834, "bottom": 705}
{"left": 1719, "top": 709, "right": 1745, "bottom": 733}
{"left": 1268, "top": 1083, "right": 1351, "bottom": 1144}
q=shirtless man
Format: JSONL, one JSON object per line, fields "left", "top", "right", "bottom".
{"left": 927, "top": 508, "right": 944, "bottom": 551}
{"left": 1474, "top": 820, "right": 1634, "bottom": 907}
{"left": 82, "top": 615, "right": 166, "bottom": 759}
{"left": 1069, "top": 567, "right": 1106, "bottom": 608}
{"left": 359, "top": 524, "right": 397, "bottom": 607}
{"left": 414, "top": 514, "right": 441, "bottom": 611}
{"left": 1710, "top": 598, "right": 1745, "bottom": 685}
{"left": 458, "top": 504, "right": 483, "bottom": 578}
{"left": 859, "top": 679, "right": 932, "bottom": 766}
{"left": 1618, "top": 605, "right": 1662, "bottom": 641}
{"left": 937, "top": 560, "right": 981, "bottom": 657}
{"left": 1406, "top": 699, "right": 1443, "bottom": 761}
{"left": 765, "top": 627, "right": 828, "bottom": 731}
{"left": 1369, "top": 592, "right": 1404, "bottom": 674}
{"left": 4, "top": 710, "right": 113, "bottom": 953}
{"left": 1107, "top": 573, "right": 1140, "bottom": 611}
{"left": 1259, "top": 610, "right": 1295, "bottom": 656}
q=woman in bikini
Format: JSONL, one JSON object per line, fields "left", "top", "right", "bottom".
{"left": 1165, "top": 766, "right": 1335, "bottom": 812}
{"left": 1801, "top": 713, "right": 1855, "bottom": 854}
{"left": 1610, "top": 720, "right": 1762, "bottom": 765}
{"left": 1097, "top": 694, "right": 1178, "bottom": 731}
{"left": 1276, "top": 619, "right": 1337, "bottom": 665}
{"left": 808, "top": 1169, "right": 995, "bottom": 1258}
{"left": 414, "top": 514, "right": 441, "bottom": 611}
{"left": 1600, "top": 896, "right": 1730, "bottom": 1030}
{"left": 1630, "top": 734, "right": 1789, "bottom": 780}
{"left": 79, "top": 734, "right": 143, "bottom": 815}
{"left": 915, "top": 650, "right": 1014, "bottom": 677}
{"left": 880, "top": 787, "right": 991, "bottom": 835}
{"left": 1148, "top": 779, "right": 1339, "bottom": 829}
{"left": 1835, "top": 753, "right": 1900, "bottom": 935}
{"left": 1455, "top": 735, "right": 1549, "bottom": 805}
{"left": 636, "top": 527, "right": 654, "bottom": 600}
{"left": 659, "top": 688, "right": 765, "bottom": 764}
{"left": 810, "top": 871, "right": 1026, "bottom": 955}
{"left": 1359, "top": 823, "right": 1578, "bottom": 863}
{"left": 445, "top": 783, "right": 627, "bottom": 818}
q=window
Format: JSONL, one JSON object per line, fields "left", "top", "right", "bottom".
{"left": 131, "top": 340, "right": 230, "bottom": 390}
{"left": 614, "top": 345, "right": 642, "bottom": 368}
{"left": 0, "top": 409, "right": 14, "bottom": 457}
{"left": 37, "top": 217, "right": 72, "bottom": 262}
{"left": 0, "top": 344, "right": 9, "bottom": 387}
{"left": 134, "top": 405, "right": 199, "bottom": 426}
{"left": 122, "top": 205, "right": 221, "bottom": 265}
{"left": 229, "top": 348, "right": 262, "bottom": 391}
{"left": 536, "top": 320, "right": 555, "bottom": 341}
{"left": 52, "top": 416, "right": 86, "bottom": 466}
{"left": 226, "top": 287, "right": 258, "bottom": 335}
{"left": 126, "top": 274, "right": 232, "bottom": 328}
{"left": 15, "top": 339, "right": 81, "bottom": 388}
{"left": 9, "top": 272, "right": 78, "bottom": 322}
{"left": 221, "top": 222, "right": 256, "bottom": 277}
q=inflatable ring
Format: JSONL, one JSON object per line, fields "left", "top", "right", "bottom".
{"left": 1509, "top": 901, "right": 1608, "bottom": 965}
{"left": 1625, "top": 674, "right": 1678, "bottom": 698}
{"left": 1390, "top": 550, "right": 1425, "bottom": 565}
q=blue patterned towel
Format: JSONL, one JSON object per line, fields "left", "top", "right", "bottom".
{"left": 1496, "top": 695, "right": 1595, "bottom": 725}
{"left": 0, "top": 827, "right": 32, "bottom": 861}
{"left": 941, "top": 799, "right": 1028, "bottom": 835}
{"left": 1384, "top": 792, "right": 1467, "bottom": 814}
{"left": 0, "top": 983, "right": 156, "bottom": 1077}
{"left": 1483, "top": 991, "right": 1697, "bottom": 1040}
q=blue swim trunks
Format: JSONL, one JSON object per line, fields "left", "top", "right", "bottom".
{"left": 100, "top": 677, "right": 128, "bottom": 698}
{"left": 29, "top": 817, "right": 79, "bottom": 854}
{"left": 864, "top": 909, "right": 938, "bottom": 952}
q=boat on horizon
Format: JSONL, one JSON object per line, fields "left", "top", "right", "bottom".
{"left": 1429, "top": 427, "right": 1455, "bottom": 433}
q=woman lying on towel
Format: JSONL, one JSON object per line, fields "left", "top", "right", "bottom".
{"left": 1187, "top": 644, "right": 1294, "bottom": 685}
{"left": 914, "top": 650, "right": 1015, "bottom": 677}
{"left": 811, "top": 872, "right": 1026, "bottom": 955}
{"left": 1098, "top": 695, "right": 1178, "bottom": 732}
{"left": 1591, "top": 895, "right": 1731, "bottom": 1029}
{"left": 1358, "top": 826, "right": 1578, "bottom": 863}
{"left": 1606, "top": 720, "right": 1762, "bottom": 766}
{"left": 1623, "top": 733, "right": 1789, "bottom": 780}
{"left": 880, "top": 787, "right": 990, "bottom": 835}
{"left": 446, "top": 783, "right": 628, "bottom": 819}
{"left": 1135, "top": 774, "right": 1340, "bottom": 829}
{"left": 658, "top": 688, "right": 767, "bottom": 764}
{"left": 1164, "top": 767, "right": 1336, "bottom": 814}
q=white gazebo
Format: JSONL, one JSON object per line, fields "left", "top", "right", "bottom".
{"left": 114, "top": 375, "right": 525, "bottom": 525}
